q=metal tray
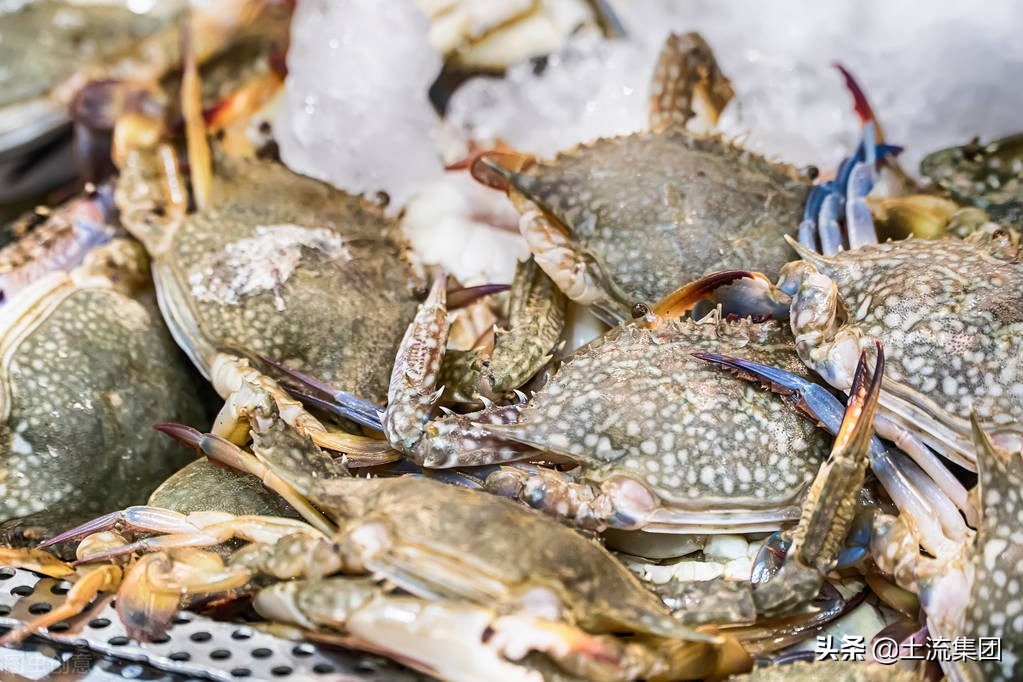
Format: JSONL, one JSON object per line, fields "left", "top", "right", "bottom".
{"left": 0, "top": 566, "right": 427, "bottom": 682}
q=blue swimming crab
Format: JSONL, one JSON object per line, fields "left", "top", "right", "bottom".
{"left": 869, "top": 416, "right": 1022, "bottom": 682}
{"left": 106, "top": 37, "right": 427, "bottom": 468}
{"left": 703, "top": 118, "right": 1023, "bottom": 546}
{"left": 920, "top": 133, "right": 1023, "bottom": 230}
{"left": 0, "top": 189, "right": 204, "bottom": 538}
{"left": 469, "top": 32, "right": 819, "bottom": 322}
{"left": 0, "top": 451, "right": 303, "bottom": 644}
{"left": 294, "top": 272, "right": 834, "bottom": 540}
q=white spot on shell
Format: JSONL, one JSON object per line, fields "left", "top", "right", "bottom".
{"left": 188, "top": 224, "right": 348, "bottom": 311}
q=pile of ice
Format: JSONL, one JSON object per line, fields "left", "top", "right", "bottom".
{"left": 274, "top": 0, "right": 444, "bottom": 212}
{"left": 449, "top": 0, "right": 1023, "bottom": 172}
{"left": 448, "top": 35, "right": 654, "bottom": 157}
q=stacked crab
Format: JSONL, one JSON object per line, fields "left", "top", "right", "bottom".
{"left": 0, "top": 2, "right": 1020, "bottom": 681}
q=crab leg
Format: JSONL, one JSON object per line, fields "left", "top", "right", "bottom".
{"left": 749, "top": 348, "right": 881, "bottom": 616}
{"left": 872, "top": 412, "right": 978, "bottom": 527}
{"left": 39, "top": 507, "right": 227, "bottom": 548}
{"left": 799, "top": 119, "right": 901, "bottom": 255}
{"left": 695, "top": 352, "right": 969, "bottom": 556}
{"left": 0, "top": 547, "right": 76, "bottom": 578}
{"left": 37, "top": 504, "right": 318, "bottom": 565}
{"left": 262, "top": 355, "right": 386, "bottom": 431}
{"left": 0, "top": 533, "right": 129, "bottom": 645}
{"left": 384, "top": 276, "right": 450, "bottom": 453}
{"left": 486, "top": 257, "right": 566, "bottom": 395}
{"left": 319, "top": 275, "right": 534, "bottom": 467}
{"left": 155, "top": 423, "right": 336, "bottom": 536}
{"left": 482, "top": 461, "right": 801, "bottom": 535}
{"left": 0, "top": 564, "right": 123, "bottom": 646}
{"left": 648, "top": 32, "right": 735, "bottom": 133}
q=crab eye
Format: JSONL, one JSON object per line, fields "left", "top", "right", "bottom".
{"left": 803, "top": 165, "right": 820, "bottom": 181}
{"left": 631, "top": 302, "right": 650, "bottom": 319}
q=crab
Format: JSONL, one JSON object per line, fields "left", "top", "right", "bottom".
{"left": 698, "top": 110, "right": 1022, "bottom": 541}
{"left": 22, "top": 395, "right": 754, "bottom": 682}
{"left": 867, "top": 416, "right": 1022, "bottom": 682}
{"left": 0, "top": 0, "right": 282, "bottom": 202}
{"left": 778, "top": 227, "right": 1022, "bottom": 470}
{"left": 0, "top": 0, "right": 178, "bottom": 200}
{"left": 0, "top": 189, "right": 204, "bottom": 540}
{"left": 661, "top": 346, "right": 1015, "bottom": 679}
{"left": 10, "top": 342, "right": 892, "bottom": 682}
{"left": 467, "top": 31, "right": 821, "bottom": 322}
{"left": 287, "top": 272, "right": 838, "bottom": 549}
{"left": 103, "top": 28, "right": 431, "bottom": 464}
{"left": 920, "top": 132, "right": 1023, "bottom": 230}
{"left": 0, "top": 454, "right": 304, "bottom": 643}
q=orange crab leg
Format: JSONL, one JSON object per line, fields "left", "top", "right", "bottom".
{"left": 0, "top": 564, "right": 122, "bottom": 646}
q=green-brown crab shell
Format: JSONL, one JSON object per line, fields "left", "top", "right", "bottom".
{"left": 485, "top": 313, "right": 832, "bottom": 533}
{"left": 920, "top": 133, "right": 1023, "bottom": 230}
{"left": 497, "top": 130, "right": 810, "bottom": 315}
{"left": 148, "top": 158, "right": 421, "bottom": 404}
{"left": 0, "top": 1, "right": 179, "bottom": 169}
{"left": 0, "top": 261, "right": 203, "bottom": 523}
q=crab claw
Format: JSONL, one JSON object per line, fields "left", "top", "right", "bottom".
{"left": 469, "top": 150, "right": 535, "bottom": 192}
{"left": 0, "top": 547, "right": 75, "bottom": 578}
{"left": 749, "top": 348, "right": 881, "bottom": 616}
{"left": 642, "top": 269, "right": 777, "bottom": 327}
{"left": 117, "top": 550, "right": 251, "bottom": 641}
{"left": 155, "top": 422, "right": 336, "bottom": 535}
{"left": 0, "top": 564, "right": 123, "bottom": 646}
{"left": 693, "top": 351, "right": 844, "bottom": 426}
{"left": 384, "top": 276, "right": 450, "bottom": 455}
{"left": 834, "top": 63, "right": 878, "bottom": 129}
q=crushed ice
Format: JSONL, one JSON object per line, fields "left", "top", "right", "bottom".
{"left": 275, "top": 0, "right": 444, "bottom": 213}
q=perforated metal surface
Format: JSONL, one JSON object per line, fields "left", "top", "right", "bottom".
{"left": 0, "top": 566, "right": 428, "bottom": 681}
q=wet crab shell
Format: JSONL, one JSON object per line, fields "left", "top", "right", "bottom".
{"left": 484, "top": 313, "right": 832, "bottom": 532}
{"left": 793, "top": 235, "right": 1023, "bottom": 464}
{"left": 493, "top": 131, "right": 810, "bottom": 316}
{"left": 0, "top": 242, "right": 205, "bottom": 525}
{"left": 0, "top": 1, "right": 181, "bottom": 202}
{"left": 151, "top": 158, "right": 422, "bottom": 404}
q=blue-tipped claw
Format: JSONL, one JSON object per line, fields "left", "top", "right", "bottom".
{"left": 692, "top": 352, "right": 850, "bottom": 431}
{"left": 800, "top": 117, "right": 904, "bottom": 254}
{"left": 262, "top": 356, "right": 385, "bottom": 432}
